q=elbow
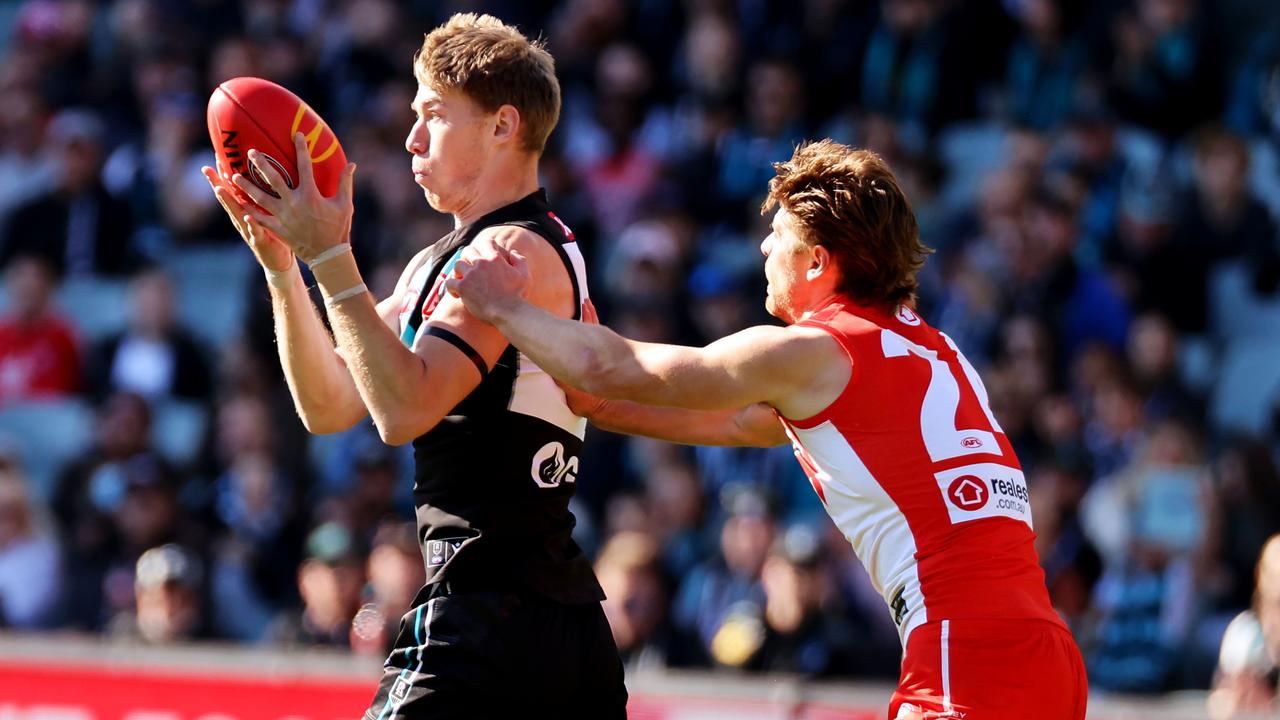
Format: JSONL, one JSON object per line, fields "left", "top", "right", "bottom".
{"left": 372, "top": 409, "right": 435, "bottom": 446}
{"left": 374, "top": 420, "right": 416, "bottom": 447}
{"left": 298, "top": 409, "right": 350, "bottom": 436}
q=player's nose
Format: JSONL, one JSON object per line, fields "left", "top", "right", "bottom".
{"left": 405, "top": 120, "right": 428, "bottom": 155}
{"left": 760, "top": 232, "right": 774, "bottom": 258}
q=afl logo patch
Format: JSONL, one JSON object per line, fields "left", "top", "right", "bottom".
{"left": 247, "top": 152, "right": 296, "bottom": 199}
{"left": 895, "top": 305, "right": 921, "bottom": 326}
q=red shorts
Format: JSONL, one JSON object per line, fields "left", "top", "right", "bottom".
{"left": 889, "top": 618, "right": 1087, "bottom": 720}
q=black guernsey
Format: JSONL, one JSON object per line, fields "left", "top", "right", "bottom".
{"left": 397, "top": 189, "right": 602, "bottom": 604}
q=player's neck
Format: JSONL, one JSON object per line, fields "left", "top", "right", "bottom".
{"left": 794, "top": 289, "right": 843, "bottom": 323}
{"left": 452, "top": 159, "right": 541, "bottom": 227}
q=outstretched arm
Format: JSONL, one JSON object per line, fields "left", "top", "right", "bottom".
{"left": 556, "top": 303, "right": 788, "bottom": 447}
{"left": 446, "top": 247, "right": 850, "bottom": 421}
{"left": 576, "top": 394, "right": 789, "bottom": 447}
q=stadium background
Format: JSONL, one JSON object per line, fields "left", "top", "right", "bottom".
{"left": 1, "top": 0, "right": 1279, "bottom": 717}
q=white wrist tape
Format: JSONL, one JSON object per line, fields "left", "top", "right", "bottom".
{"left": 305, "top": 243, "right": 352, "bottom": 270}
{"left": 264, "top": 258, "right": 298, "bottom": 289}
{"left": 324, "top": 282, "right": 368, "bottom": 308}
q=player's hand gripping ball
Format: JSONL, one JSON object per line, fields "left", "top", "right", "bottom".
{"left": 206, "top": 77, "right": 347, "bottom": 209}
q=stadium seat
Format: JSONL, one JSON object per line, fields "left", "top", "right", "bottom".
{"left": 1210, "top": 336, "right": 1280, "bottom": 437}
{"left": 151, "top": 399, "right": 208, "bottom": 468}
{"left": 1208, "top": 259, "right": 1280, "bottom": 341}
{"left": 0, "top": 399, "right": 95, "bottom": 502}
{"left": 936, "top": 121, "right": 1007, "bottom": 213}
{"left": 54, "top": 277, "right": 130, "bottom": 343}
{"left": 1248, "top": 138, "right": 1280, "bottom": 220}
{"left": 164, "top": 246, "right": 252, "bottom": 348}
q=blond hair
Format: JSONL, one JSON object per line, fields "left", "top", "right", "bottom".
{"left": 414, "top": 13, "right": 560, "bottom": 154}
{"left": 763, "top": 139, "right": 932, "bottom": 308}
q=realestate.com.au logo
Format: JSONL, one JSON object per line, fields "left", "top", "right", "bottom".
{"left": 946, "top": 475, "right": 989, "bottom": 510}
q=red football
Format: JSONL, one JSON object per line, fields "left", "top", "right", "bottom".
{"left": 206, "top": 77, "right": 347, "bottom": 206}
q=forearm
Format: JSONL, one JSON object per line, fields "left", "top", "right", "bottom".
{"left": 312, "top": 254, "right": 433, "bottom": 443}
{"left": 489, "top": 301, "right": 665, "bottom": 403}
{"left": 588, "top": 400, "right": 786, "bottom": 447}
{"left": 267, "top": 265, "right": 366, "bottom": 433}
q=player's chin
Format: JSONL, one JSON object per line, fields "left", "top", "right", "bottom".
{"left": 422, "top": 187, "right": 445, "bottom": 211}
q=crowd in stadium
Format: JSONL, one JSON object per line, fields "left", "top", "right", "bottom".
{"left": 0, "top": 0, "right": 1279, "bottom": 702}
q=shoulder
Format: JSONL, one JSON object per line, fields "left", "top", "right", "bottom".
{"left": 474, "top": 224, "right": 556, "bottom": 255}
{"left": 472, "top": 225, "right": 570, "bottom": 282}
{"left": 713, "top": 324, "right": 847, "bottom": 374}
{"left": 471, "top": 225, "right": 576, "bottom": 316}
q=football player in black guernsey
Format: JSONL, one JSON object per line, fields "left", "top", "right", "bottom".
{"left": 203, "top": 13, "right": 625, "bottom": 720}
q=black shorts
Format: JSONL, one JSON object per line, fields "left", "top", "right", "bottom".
{"left": 363, "top": 583, "right": 627, "bottom": 720}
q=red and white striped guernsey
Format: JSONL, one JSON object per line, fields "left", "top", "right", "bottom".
{"left": 780, "top": 297, "right": 1064, "bottom": 648}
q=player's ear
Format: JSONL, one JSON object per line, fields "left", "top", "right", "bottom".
{"left": 493, "top": 104, "right": 521, "bottom": 146}
{"left": 807, "top": 244, "right": 832, "bottom": 282}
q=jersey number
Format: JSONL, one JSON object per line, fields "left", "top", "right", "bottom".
{"left": 881, "top": 330, "right": 1005, "bottom": 463}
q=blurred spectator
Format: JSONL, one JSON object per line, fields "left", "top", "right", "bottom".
{"left": 1207, "top": 534, "right": 1280, "bottom": 719}
{"left": 103, "top": 90, "right": 224, "bottom": 251}
{"left": 1106, "top": 0, "right": 1225, "bottom": 138}
{"left": 350, "top": 520, "right": 424, "bottom": 658}
{"left": 740, "top": 525, "right": 859, "bottom": 677}
{"left": 1031, "top": 459, "right": 1103, "bottom": 634}
{"left": 596, "top": 530, "right": 688, "bottom": 670}
{"left": 1013, "top": 187, "right": 1131, "bottom": 360}
{"left": 564, "top": 43, "right": 668, "bottom": 236}
{"left": 1127, "top": 313, "right": 1202, "bottom": 423}
{"left": 860, "top": 0, "right": 977, "bottom": 143}
{"left": 204, "top": 392, "right": 307, "bottom": 640}
{"left": 1003, "top": 0, "right": 1090, "bottom": 131}
{"left": 86, "top": 268, "right": 212, "bottom": 403}
{"left": 1052, "top": 104, "right": 1129, "bottom": 264}
{"left": 1206, "top": 439, "right": 1280, "bottom": 614}
{"left": 1084, "top": 419, "right": 1211, "bottom": 691}
{"left": 269, "top": 521, "right": 365, "bottom": 648}
{"left": 0, "top": 83, "right": 54, "bottom": 221}
{"left": 0, "top": 254, "right": 81, "bottom": 405}
{"left": 673, "top": 486, "right": 775, "bottom": 665}
{"left": 1173, "top": 128, "right": 1280, "bottom": 306}
{"left": 1079, "top": 360, "right": 1146, "bottom": 481}
{"left": 0, "top": 109, "right": 138, "bottom": 276}
{"left": 1226, "top": 29, "right": 1280, "bottom": 137}
{"left": 715, "top": 59, "right": 806, "bottom": 217}
{"left": 59, "top": 447, "right": 189, "bottom": 631}
{"left": 641, "top": 460, "right": 709, "bottom": 580}
{"left": 110, "top": 543, "right": 209, "bottom": 643}
{"left": 0, "top": 465, "right": 61, "bottom": 629}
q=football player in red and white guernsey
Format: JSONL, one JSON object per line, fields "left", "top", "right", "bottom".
{"left": 447, "top": 139, "right": 1088, "bottom": 719}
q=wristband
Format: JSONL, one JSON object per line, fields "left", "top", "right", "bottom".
{"left": 304, "top": 243, "right": 352, "bottom": 270}
{"left": 264, "top": 257, "right": 298, "bottom": 289}
{"left": 324, "top": 282, "right": 368, "bottom": 308}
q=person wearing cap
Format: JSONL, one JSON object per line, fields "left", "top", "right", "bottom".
{"left": 752, "top": 525, "right": 859, "bottom": 676}
{"left": 109, "top": 543, "right": 208, "bottom": 644}
{"left": 269, "top": 521, "right": 366, "bottom": 648}
{"left": 0, "top": 108, "right": 138, "bottom": 277}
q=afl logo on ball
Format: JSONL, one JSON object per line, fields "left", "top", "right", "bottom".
{"left": 947, "top": 475, "right": 989, "bottom": 509}
{"left": 247, "top": 153, "right": 295, "bottom": 198}
{"left": 895, "top": 305, "right": 921, "bottom": 326}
